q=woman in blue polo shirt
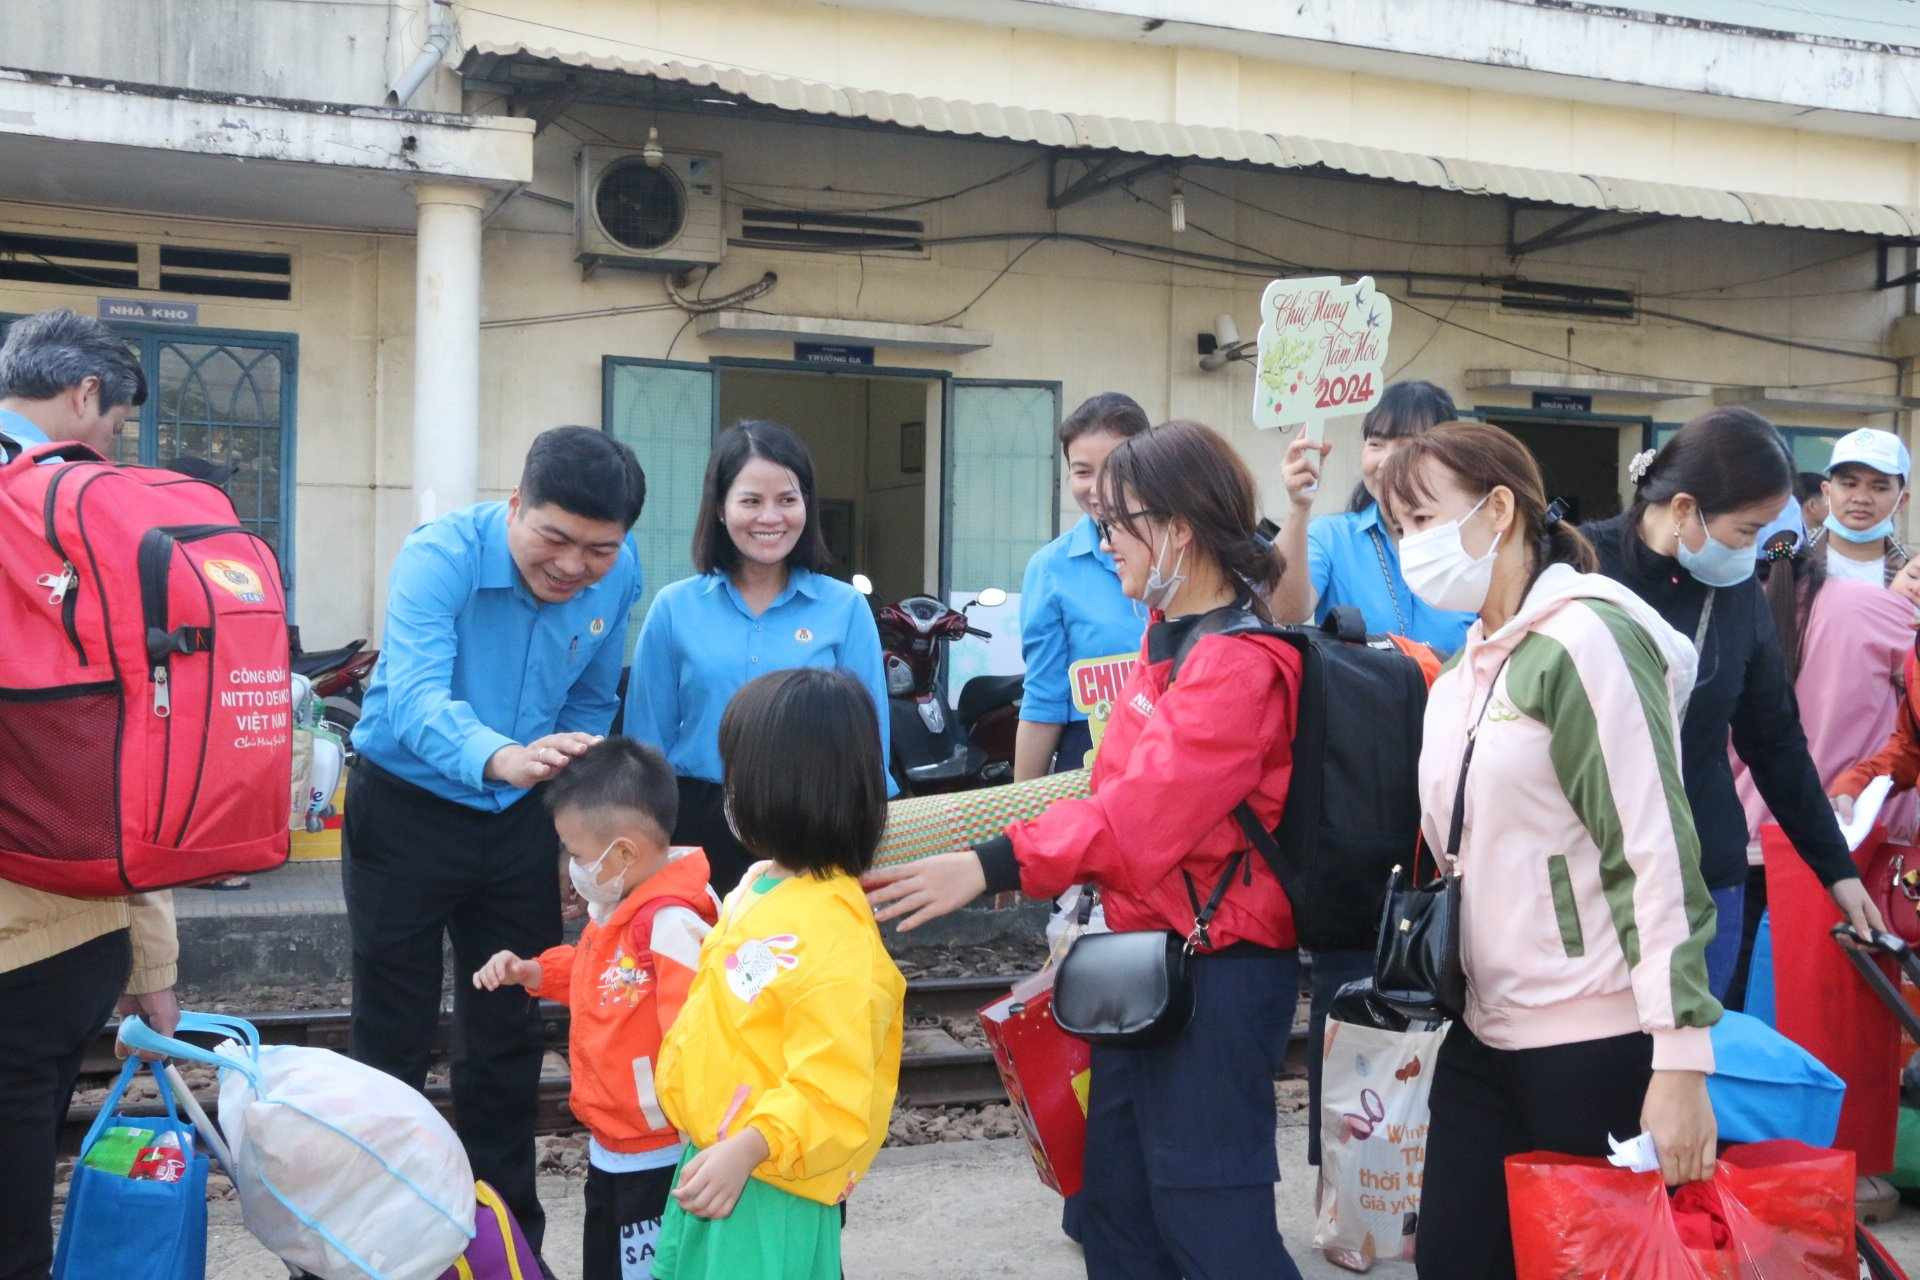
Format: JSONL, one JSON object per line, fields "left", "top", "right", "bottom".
{"left": 1266, "top": 379, "right": 1470, "bottom": 1175}
{"left": 624, "top": 420, "right": 890, "bottom": 896}
{"left": 1014, "top": 392, "right": 1153, "bottom": 781}
{"left": 1269, "top": 380, "right": 1474, "bottom": 653}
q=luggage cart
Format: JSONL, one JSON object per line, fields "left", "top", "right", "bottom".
{"left": 1829, "top": 925, "right": 1919, "bottom": 1280}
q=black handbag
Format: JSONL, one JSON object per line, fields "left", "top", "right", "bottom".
{"left": 1051, "top": 851, "right": 1246, "bottom": 1046}
{"left": 1372, "top": 658, "right": 1508, "bottom": 1022}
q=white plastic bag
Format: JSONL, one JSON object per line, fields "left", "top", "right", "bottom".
{"left": 1312, "top": 1016, "right": 1449, "bottom": 1272}
{"left": 121, "top": 1012, "right": 476, "bottom": 1280}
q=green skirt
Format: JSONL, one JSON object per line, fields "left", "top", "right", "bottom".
{"left": 652, "top": 1145, "right": 841, "bottom": 1280}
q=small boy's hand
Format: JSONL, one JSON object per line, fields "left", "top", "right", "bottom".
{"left": 473, "top": 951, "right": 540, "bottom": 991}
{"left": 671, "top": 1128, "right": 770, "bottom": 1220}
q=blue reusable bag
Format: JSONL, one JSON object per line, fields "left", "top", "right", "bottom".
{"left": 1744, "top": 911, "right": 1776, "bottom": 1027}
{"left": 1706, "top": 1009, "right": 1845, "bottom": 1146}
{"left": 53, "top": 1056, "right": 209, "bottom": 1280}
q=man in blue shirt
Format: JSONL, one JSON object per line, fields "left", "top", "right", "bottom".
{"left": 347, "top": 426, "right": 645, "bottom": 1262}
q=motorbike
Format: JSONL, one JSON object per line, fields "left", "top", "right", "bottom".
{"left": 862, "top": 578, "right": 1023, "bottom": 795}
{"left": 288, "top": 625, "right": 377, "bottom": 736}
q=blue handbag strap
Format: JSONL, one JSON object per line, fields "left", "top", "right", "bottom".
{"left": 116, "top": 1012, "right": 263, "bottom": 1086}
{"left": 79, "top": 1057, "right": 188, "bottom": 1156}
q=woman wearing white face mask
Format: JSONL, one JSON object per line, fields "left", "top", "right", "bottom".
{"left": 1582, "top": 409, "right": 1884, "bottom": 1003}
{"left": 867, "top": 422, "right": 1314, "bottom": 1280}
{"left": 1379, "top": 421, "right": 1721, "bottom": 1279}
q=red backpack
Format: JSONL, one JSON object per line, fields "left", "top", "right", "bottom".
{"left": 0, "top": 440, "right": 291, "bottom": 895}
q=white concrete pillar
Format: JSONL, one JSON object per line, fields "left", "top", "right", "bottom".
{"left": 411, "top": 181, "right": 487, "bottom": 524}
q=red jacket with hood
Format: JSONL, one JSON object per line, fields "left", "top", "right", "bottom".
{"left": 976, "top": 612, "right": 1302, "bottom": 950}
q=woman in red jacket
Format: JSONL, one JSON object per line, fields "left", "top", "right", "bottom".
{"left": 868, "top": 420, "right": 1307, "bottom": 1280}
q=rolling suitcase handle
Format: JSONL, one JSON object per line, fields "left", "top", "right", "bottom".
{"left": 1830, "top": 924, "right": 1920, "bottom": 1043}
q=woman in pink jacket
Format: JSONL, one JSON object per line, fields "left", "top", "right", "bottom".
{"left": 1378, "top": 421, "right": 1721, "bottom": 1279}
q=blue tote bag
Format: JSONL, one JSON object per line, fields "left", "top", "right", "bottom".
{"left": 53, "top": 1056, "right": 209, "bottom": 1280}
{"left": 1706, "top": 1009, "right": 1845, "bottom": 1147}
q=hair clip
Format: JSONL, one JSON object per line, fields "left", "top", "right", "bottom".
{"left": 1253, "top": 517, "right": 1279, "bottom": 553}
{"left": 1627, "top": 449, "right": 1657, "bottom": 487}
{"left": 1544, "top": 498, "right": 1569, "bottom": 529}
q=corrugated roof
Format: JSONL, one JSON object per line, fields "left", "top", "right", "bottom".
{"left": 468, "top": 43, "right": 1920, "bottom": 237}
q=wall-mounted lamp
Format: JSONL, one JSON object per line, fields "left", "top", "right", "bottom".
{"left": 1198, "top": 312, "right": 1254, "bottom": 371}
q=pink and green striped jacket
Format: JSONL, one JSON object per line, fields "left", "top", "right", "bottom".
{"left": 1422, "top": 563, "right": 1721, "bottom": 1073}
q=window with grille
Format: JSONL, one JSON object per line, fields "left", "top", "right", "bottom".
{"left": 0, "top": 315, "right": 297, "bottom": 607}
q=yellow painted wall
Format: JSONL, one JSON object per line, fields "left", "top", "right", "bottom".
{"left": 0, "top": 202, "right": 390, "bottom": 652}
{"left": 460, "top": 0, "right": 1920, "bottom": 207}
{"left": 1, "top": 93, "right": 1908, "bottom": 646}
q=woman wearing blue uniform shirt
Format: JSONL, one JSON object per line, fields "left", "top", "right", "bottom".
{"left": 1269, "top": 380, "right": 1475, "bottom": 654}
{"left": 1266, "top": 379, "right": 1470, "bottom": 1173}
{"left": 624, "top": 421, "right": 891, "bottom": 896}
{"left": 1015, "top": 393, "right": 1153, "bottom": 781}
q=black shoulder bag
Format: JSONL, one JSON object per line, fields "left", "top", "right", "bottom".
{"left": 1050, "top": 604, "right": 1261, "bottom": 1047}
{"left": 1372, "top": 657, "right": 1509, "bottom": 1023}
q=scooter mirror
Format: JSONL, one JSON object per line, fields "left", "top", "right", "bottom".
{"left": 974, "top": 587, "right": 1008, "bottom": 608}
{"left": 851, "top": 574, "right": 874, "bottom": 596}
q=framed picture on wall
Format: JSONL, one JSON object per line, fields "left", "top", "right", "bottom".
{"left": 900, "top": 420, "right": 926, "bottom": 475}
{"left": 820, "top": 499, "right": 856, "bottom": 569}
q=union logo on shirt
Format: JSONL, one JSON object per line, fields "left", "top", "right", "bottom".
{"left": 794, "top": 627, "right": 814, "bottom": 644}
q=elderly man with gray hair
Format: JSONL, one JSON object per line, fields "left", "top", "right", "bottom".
{"left": 0, "top": 307, "right": 177, "bottom": 1280}
{"left": 0, "top": 306, "right": 147, "bottom": 460}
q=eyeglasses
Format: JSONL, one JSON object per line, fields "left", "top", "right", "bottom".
{"left": 1095, "top": 509, "right": 1155, "bottom": 543}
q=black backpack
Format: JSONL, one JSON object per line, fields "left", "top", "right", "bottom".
{"left": 1170, "top": 604, "right": 1433, "bottom": 952}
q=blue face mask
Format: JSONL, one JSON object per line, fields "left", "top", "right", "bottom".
{"left": 1824, "top": 511, "right": 1896, "bottom": 545}
{"left": 1675, "top": 508, "right": 1755, "bottom": 588}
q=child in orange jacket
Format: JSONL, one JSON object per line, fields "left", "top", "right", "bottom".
{"left": 475, "top": 737, "right": 720, "bottom": 1280}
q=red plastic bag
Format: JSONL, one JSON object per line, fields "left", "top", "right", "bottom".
{"left": 1506, "top": 1140, "right": 1855, "bottom": 1279}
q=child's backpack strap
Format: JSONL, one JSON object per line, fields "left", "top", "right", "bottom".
{"left": 624, "top": 890, "right": 716, "bottom": 958}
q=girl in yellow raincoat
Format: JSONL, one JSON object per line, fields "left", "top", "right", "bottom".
{"left": 653, "top": 667, "right": 905, "bottom": 1280}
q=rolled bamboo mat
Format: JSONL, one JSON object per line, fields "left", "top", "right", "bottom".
{"left": 874, "top": 769, "right": 1091, "bottom": 870}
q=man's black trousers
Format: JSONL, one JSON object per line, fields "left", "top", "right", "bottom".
{"left": 344, "top": 762, "right": 562, "bottom": 1252}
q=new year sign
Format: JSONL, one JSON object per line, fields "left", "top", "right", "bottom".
{"left": 1252, "top": 275, "right": 1393, "bottom": 431}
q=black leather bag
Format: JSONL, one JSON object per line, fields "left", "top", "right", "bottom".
{"left": 1052, "top": 851, "right": 1245, "bottom": 1047}
{"left": 1371, "top": 657, "right": 1508, "bottom": 1023}
{"left": 1372, "top": 860, "right": 1465, "bottom": 1022}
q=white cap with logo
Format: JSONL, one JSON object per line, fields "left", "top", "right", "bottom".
{"left": 1827, "top": 428, "right": 1910, "bottom": 481}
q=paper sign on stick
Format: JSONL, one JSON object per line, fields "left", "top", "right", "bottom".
{"left": 1252, "top": 275, "right": 1394, "bottom": 433}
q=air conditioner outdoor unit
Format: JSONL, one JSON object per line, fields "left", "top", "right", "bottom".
{"left": 575, "top": 146, "right": 723, "bottom": 273}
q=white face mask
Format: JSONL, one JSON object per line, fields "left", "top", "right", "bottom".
{"left": 1141, "top": 532, "right": 1188, "bottom": 613}
{"left": 1399, "top": 494, "right": 1502, "bottom": 614}
{"left": 567, "top": 838, "right": 626, "bottom": 924}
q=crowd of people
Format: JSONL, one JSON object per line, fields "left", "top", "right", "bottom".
{"left": 2, "top": 299, "right": 1917, "bottom": 1280}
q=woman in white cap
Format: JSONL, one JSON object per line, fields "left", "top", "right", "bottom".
{"left": 1813, "top": 427, "right": 1911, "bottom": 587}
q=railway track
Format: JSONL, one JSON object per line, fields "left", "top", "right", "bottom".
{"left": 63, "top": 973, "right": 1309, "bottom": 1153}
{"left": 63, "top": 974, "right": 1024, "bottom": 1153}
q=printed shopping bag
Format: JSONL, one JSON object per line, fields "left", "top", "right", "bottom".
{"left": 1311, "top": 1010, "right": 1449, "bottom": 1272}
{"left": 1505, "top": 1139, "right": 1855, "bottom": 1279}
{"left": 979, "top": 969, "right": 1092, "bottom": 1197}
{"left": 53, "top": 1056, "right": 209, "bottom": 1280}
